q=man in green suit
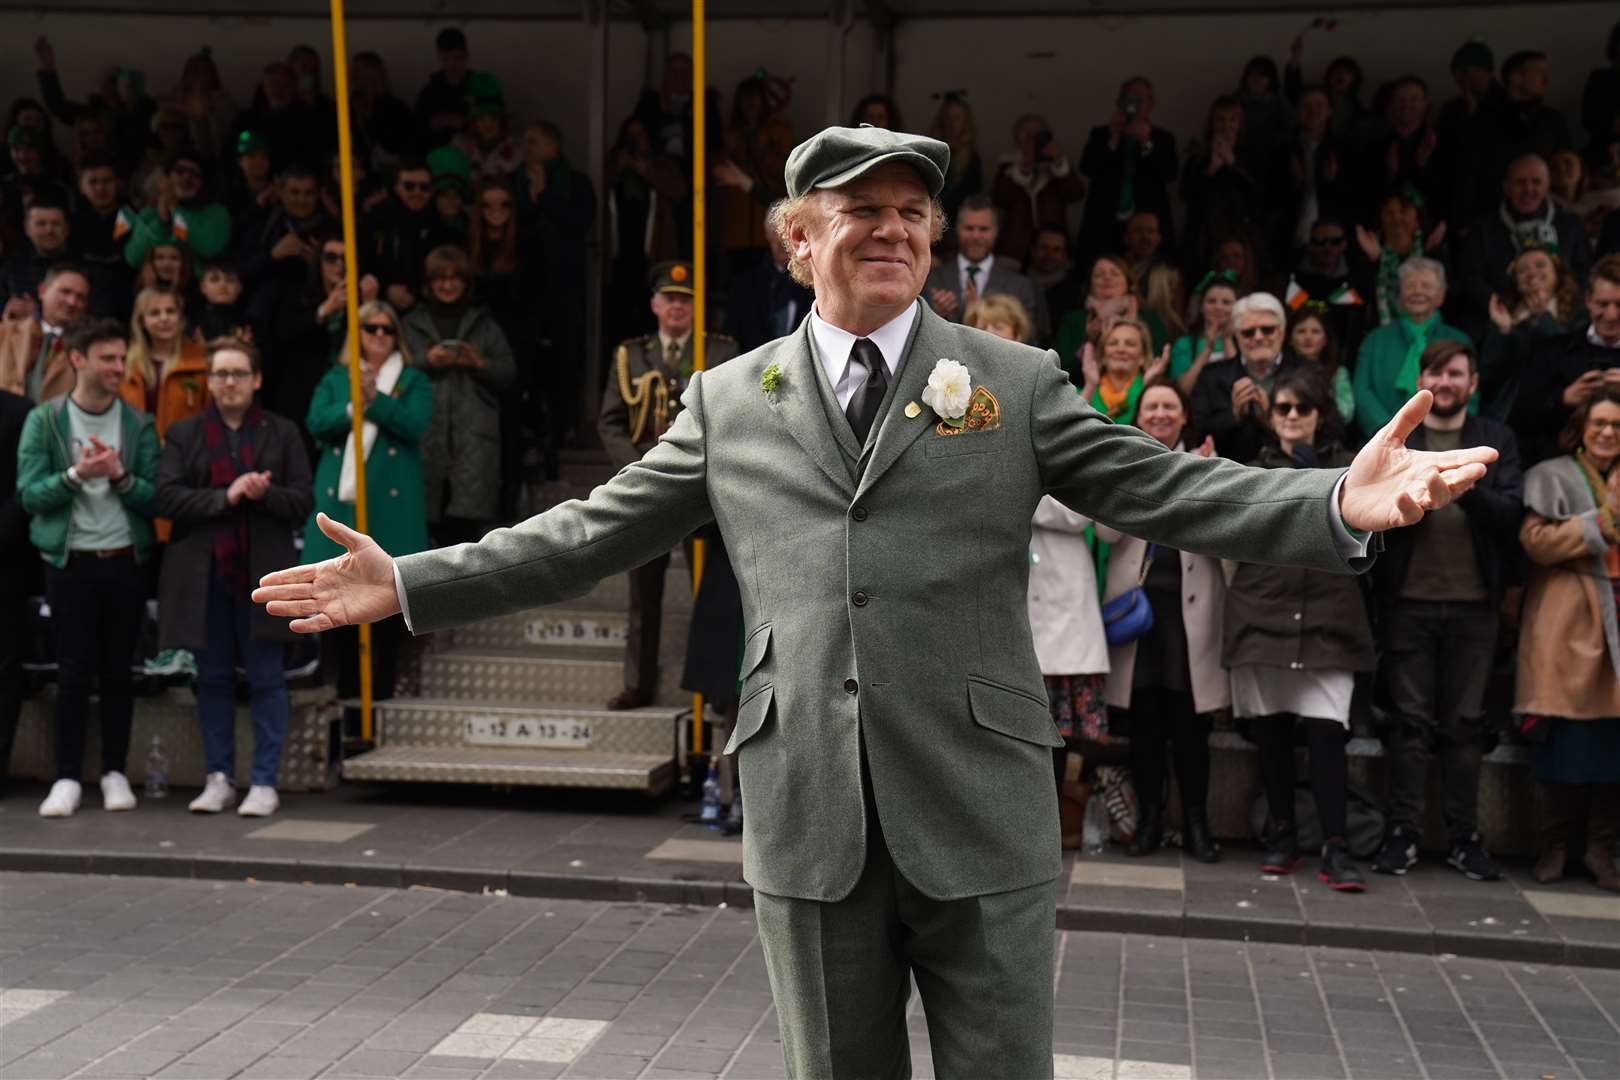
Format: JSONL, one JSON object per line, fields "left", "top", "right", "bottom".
{"left": 258, "top": 126, "right": 1497, "bottom": 1079}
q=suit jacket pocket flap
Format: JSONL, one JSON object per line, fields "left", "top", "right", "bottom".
{"left": 725, "top": 682, "right": 774, "bottom": 754}
{"left": 967, "top": 676, "right": 1064, "bottom": 747}
{"left": 741, "top": 622, "right": 772, "bottom": 679}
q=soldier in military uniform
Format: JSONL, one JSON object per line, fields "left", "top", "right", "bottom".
{"left": 597, "top": 261, "right": 737, "bottom": 710}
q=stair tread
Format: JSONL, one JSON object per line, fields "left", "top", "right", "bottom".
{"left": 348, "top": 745, "right": 670, "bottom": 765}
{"left": 424, "top": 648, "right": 624, "bottom": 665}
{"left": 379, "top": 697, "right": 685, "bottom": 717}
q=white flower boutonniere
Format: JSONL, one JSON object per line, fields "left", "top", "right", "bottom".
{"left": 921, "top": 358, "right": 972, "bottom": 429}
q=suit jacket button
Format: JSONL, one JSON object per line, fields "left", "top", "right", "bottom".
{"left": 852, "top": 591, "right": 868, "bottom": 607}
{"left": 851, "top": 506, "right": 868, "bottom": 522}
{"left": 843, "top": 679, "right": 858, "bottom": 695}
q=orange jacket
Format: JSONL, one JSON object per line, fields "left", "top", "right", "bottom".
{"left": 119, "top": 338, "right": 210, "bottom": 443}
{"left": 0, "top": 317, "right": 74, "bottom": 401}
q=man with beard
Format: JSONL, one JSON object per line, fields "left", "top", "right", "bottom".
{"left": 922, "top": 194, "right": 1040, "bottom": 344}
{"left": 1370, "top": 339, "right": 1522, "bottom": 883}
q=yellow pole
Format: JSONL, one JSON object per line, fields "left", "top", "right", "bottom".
{"left": 329, "top": 0, "right": 373, "bottom": 741}
{"left": 689, "top": 0, "right": 707, "bottom": 758}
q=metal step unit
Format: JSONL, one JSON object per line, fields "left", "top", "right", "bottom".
{"left": 343, "top": 698, "right": 680, "bottom": 793}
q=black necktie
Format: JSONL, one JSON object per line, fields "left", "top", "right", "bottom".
{"left": 845, "top": 338, "right": 889, "bottom": 445}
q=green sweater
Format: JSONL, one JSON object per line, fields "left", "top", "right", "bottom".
{"left": 1351, "top": 317, "right": 1473, "bottom": 433}
{"left": 16, "top": 395, "right": 160, "bottom": 568}
{"left": 124, "top": 201, "right": 232, "bottom": 271}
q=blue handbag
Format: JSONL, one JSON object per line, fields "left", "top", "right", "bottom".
{"left": 1101, "top": 544, "right": 1157, "bottom": 647}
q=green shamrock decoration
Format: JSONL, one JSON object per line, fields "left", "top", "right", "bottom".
{"left": 761, "top": 363, "right": 782, "bottom": 394}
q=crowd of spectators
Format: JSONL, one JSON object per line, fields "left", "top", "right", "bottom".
{"left": 0, "top": 20, "right": 1617, "bottom": 891}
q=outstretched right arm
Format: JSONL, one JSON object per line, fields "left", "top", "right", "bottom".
{"left": 399, "top": 374, "right": 712, "bottom": 633}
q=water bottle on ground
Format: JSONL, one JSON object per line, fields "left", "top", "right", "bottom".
{"left": 1082, "top": 794, "right": 1107, "bottom": 855}
{"left": 699, "top": 762, "right": 722, "bottom": 829}
{"left": 145, "top": 736, "right": 169, "bottom": 799}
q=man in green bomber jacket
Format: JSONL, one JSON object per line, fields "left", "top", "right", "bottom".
{"left": 16, "top": 318, "right": 160, "bottom": 819}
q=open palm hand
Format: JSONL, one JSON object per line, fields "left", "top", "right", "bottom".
{"left": 1339, "top": 391, "right": 1497, "bottom": 532}
{"left": 251, "top": 513, "right": 402, "bottom": 633}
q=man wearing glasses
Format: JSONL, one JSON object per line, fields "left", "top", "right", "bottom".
{"left": 155, "top": 338, "right": 313, "bottom": 817}
{"left": 1285, "top": 217, "right": 1367, "bottom": 358}
{"left": 1192, "top": 292, "right": 1303, "bottom": 462}
{"left": 360, "top": 159, "right": 448, "bottom": 315}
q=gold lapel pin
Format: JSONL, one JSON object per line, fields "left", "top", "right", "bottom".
{"left": 904, "top": 401, "right": 922, "bottom": 419}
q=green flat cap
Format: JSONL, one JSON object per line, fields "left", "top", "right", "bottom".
{"left": 784, "top": 124, "right": 949, "bottom": 199}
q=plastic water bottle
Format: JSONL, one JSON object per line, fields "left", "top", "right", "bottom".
{"left": 144, "top": 736, "right": 170, "bottom": 799}
{"left": 699, "top": 763, "right": 722, "bottom": 829}
{"left": 1082, "top": 795, "right": 1108, "bottom": 855}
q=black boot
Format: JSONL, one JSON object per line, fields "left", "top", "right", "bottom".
{"left": 1184, "top": 807, "right": 1221, "bottom": 863}
{"left": 1129, "top": 803, "right": 1163, "bottom": 857}
{"left": 1261, "top": 818, "right": 1301, "bottom": 874}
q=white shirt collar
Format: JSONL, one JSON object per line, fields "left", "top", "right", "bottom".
{"left": 957, "top": 252, "right": 994, "bottom": 291}
{"left": 657, "top": 330, "right": 693, "bottom": 356}
{"left": 1590, "top": 324, "right": 1620, "bottom": 350}
{"left": 809, "top": 300, "right": 919, "bottom": 411}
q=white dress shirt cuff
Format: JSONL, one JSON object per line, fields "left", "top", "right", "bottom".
{"left": 392, "top": 561, "right": 414, "bottom": 634}
{"left": 1329, "top": 474, "right": 1372, "bottom": 559}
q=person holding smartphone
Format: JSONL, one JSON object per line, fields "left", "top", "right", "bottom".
{"left": 400, "top": 244, "right": 515, "bottom": 546}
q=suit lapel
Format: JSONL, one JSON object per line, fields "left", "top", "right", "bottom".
{"left": 855, "top": 301, "right": 943, "bottom": 500}
{"left": 767, "top": 322, "right": 858, "bottom": 498}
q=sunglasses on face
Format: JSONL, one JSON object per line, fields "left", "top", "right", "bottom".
{"left": 1272, "top": 401, "right": 1316, "bottom": 418}
{"left": 399, "top": 180, "right": 432, "bottom": 193}
{"left": 1238, "top": 324, "right": 1280, "bottom": 339}
{"left": 361, "top": 323, "right": 396, "bottom": 336}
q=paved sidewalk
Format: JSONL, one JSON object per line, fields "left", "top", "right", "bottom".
{"left": 0, "top": 782, "right": 1616, "bottom": 967}
{"left": 2, "top": 873, "right": 1618, "bottom": 1080}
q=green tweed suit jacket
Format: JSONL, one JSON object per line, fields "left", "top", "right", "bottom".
{"left": 397, "top": 301, "right": 1361, "bottom": 903}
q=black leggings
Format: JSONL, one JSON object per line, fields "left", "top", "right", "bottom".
{"left": 1254, "top": 714, "right": 1349, "bottom": 841}
{"left": 1127, "top": 688, "right": 1210, "bottom": 816}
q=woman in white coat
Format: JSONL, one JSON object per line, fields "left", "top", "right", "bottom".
{"left": 1098, "top": 380, "right": 1230, "bottom": 862}
{"left": 1029, "top": 494, "right": 1112, "bottom": 847}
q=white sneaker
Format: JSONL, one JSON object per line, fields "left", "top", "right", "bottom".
{"left": 188, "top": 772, "right": 236, "bottom": 813}
{"left": 237, "top": 786, "right": 279, "bottom": 817}
{"left": 39, "top": 779, "right": 82, "bottom": 818}
{"left": 100, "top": 771, "right": 137, "bottom": 812}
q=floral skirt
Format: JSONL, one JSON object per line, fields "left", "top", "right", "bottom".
{"left": 1044, "top": 673, "right": 1109, "bottom": 741}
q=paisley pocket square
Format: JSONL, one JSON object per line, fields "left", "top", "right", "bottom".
{"left": 935, "top": 385, "right": 1002, "bottom": 436}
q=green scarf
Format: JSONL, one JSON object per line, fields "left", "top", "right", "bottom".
{"left": 1395, "top": 312, "right": 1441, "bottom": 396}
{"left": 1088, "top": 373, "right": 1145, "bottom": 425}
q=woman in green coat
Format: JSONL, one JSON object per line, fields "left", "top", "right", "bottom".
{"left": 304, "top": 299, "right": 432, "bottom": 730}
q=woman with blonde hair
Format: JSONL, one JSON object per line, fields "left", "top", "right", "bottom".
{"left": 121, "top": 286, "right": 209, "bottom": 442}
{"left": 963, "top": 293, "right": 1031, "bottom": 344}
{"left": 1142, "top": 263, "right": 1187, "bottom": 341}
{"left": 1078, "top": 316, "right": 1169, "bottom": 426}
{"left": 303, "top": 298, "right": 432, "bottom": 742}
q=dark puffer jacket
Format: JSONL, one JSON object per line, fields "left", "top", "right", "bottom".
{"left": 1221, "top": 443, "right": 1376, "bottom": 672}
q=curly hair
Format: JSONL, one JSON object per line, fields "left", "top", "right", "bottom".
{"left": 767, "top": 191, "right": 946, "bottom": 290}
